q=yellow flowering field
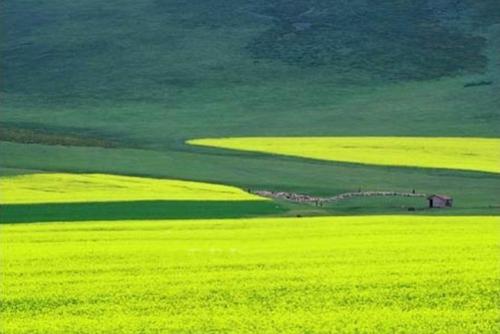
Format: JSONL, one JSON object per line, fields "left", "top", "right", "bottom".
{"left": 0, "top": 173, "right": 263, "bottom": 204}
{"left": 1, "top": 215, "right": 498, "bottom": 333}
{"left": 188, "top": 137, "right": 500, "bottom": 173}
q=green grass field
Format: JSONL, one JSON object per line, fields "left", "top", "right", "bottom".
{"left": 0, "top": 201, "right": 289, "bottom": 223}
{"left": 1, "top": 216, "right": 498, "bottom": 333}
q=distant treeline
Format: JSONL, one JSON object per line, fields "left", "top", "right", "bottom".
{"left": 464, "top": 81, "right": 493, "bottom": 88}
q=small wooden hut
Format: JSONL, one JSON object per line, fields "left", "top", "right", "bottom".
{"left": 428, "top": 195, "right": 453, "bottom": 208}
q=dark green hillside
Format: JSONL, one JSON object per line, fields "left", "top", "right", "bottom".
{"left": 247, "top": 0, "right": 490, "bottom": 80}
{"left": 1, "top": 0, "right": 499, "bottom": 215}
{"left": 2, "top": 0, "right": 498, "bottom": 96}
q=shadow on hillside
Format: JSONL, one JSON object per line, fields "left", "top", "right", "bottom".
{"left": 0, "top": 200, "right": 287, "bottom": 223}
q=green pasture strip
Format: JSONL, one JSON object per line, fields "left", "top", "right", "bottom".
{"left": 319, "top": 196, "right": 500, "bottom": 216}
{"left": 0, "top": 200, "right": 286, "bottom": 224}
{"left": 1, "top": 216, "right": 498, "bottom": 333}
{"left": 0, "top": 167, "right": 42, "bottom": 177}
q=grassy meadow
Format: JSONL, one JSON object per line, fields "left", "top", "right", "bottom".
{"left": 1, "top": 216, "right": 499, "bottom": 333}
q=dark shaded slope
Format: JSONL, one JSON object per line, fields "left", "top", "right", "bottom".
{"left": 0, "top": 200, "right": 287, "bottom": 223}
{"left": 247, "top": 0, "right": 496, "bottom": 80}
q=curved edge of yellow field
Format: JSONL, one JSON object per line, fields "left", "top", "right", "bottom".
{"left": 0, "top": 173, "right": 266, "bottom": 204}
{"left": 187, "top": 137, "right": 500, "bottom": 174}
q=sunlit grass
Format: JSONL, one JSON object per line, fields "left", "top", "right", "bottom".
{"left": 189, "top": 137, "right": 500, "bottom": 173}
{"left": 0, "top": 173, "right": 263, "bottom": 204}
{"left": 1, "top": 215, "right": 498, "bottom": 333}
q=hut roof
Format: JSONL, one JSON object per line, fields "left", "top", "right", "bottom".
{"left": 427, "top": 194, "right": 452, "bottom": 200}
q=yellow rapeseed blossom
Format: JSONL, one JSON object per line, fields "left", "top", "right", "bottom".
{"left": 0, "top": 173, "right": 263, "bottom": 204}
{"left": 188, "top": 137, "right": 500, "bottom": 173}
{"left": 1, "top": 216, "right": 498, "bottom": 333}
